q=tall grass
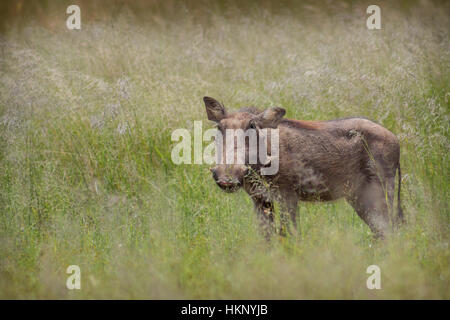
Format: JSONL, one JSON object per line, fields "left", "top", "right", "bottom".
{"left": 0, "top": 0, "right": 448, "bottom": 299}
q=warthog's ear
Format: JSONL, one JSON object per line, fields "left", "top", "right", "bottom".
{"left": 255, "top": 107, "right": 286, "bottom": 128}
{"left": 203, "top": 96, "right": 227, "bottom": 122}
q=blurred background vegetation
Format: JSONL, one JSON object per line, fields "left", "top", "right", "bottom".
{"left": 0, "top": 0, "right": 448, "bottom": 298}
{"left": 1, "top": 0, "right": 448, "bottom": 32}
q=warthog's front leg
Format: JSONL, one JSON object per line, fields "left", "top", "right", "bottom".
{"left": 279, "top": 192, "right": 299, "bottom": 236}
{"left": 252, "top": 197, "right": 274, "bottom": 240}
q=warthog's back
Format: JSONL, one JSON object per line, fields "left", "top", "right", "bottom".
{"left": 276, "top": 117, "right": 400, "bottom": 200}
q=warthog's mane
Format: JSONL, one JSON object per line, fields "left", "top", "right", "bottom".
{"left": 234, "top": 108, "right": 374, "bottom": 131}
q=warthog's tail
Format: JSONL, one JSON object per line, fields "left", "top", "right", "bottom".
{"left": 396, "top": 163, "right": 405, "bottom": 225}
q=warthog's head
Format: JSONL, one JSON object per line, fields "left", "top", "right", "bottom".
{"left": 203, "top": 96, "right": 285, "bottom": 193}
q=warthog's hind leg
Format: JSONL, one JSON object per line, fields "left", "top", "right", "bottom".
{"left": 347, "top": 180, "right": 392, "bottom": 239}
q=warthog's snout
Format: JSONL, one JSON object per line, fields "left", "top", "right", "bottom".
{"left": 210, "top": 165, "right": 249, "bottom": 193}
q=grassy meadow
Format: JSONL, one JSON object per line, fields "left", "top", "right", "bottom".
{"left": 0, "top": 0, "right": 448, "bottom": 299}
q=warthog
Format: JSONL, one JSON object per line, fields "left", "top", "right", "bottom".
{"left": 203, "top": 96, "right": 404, "bottom": 239}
